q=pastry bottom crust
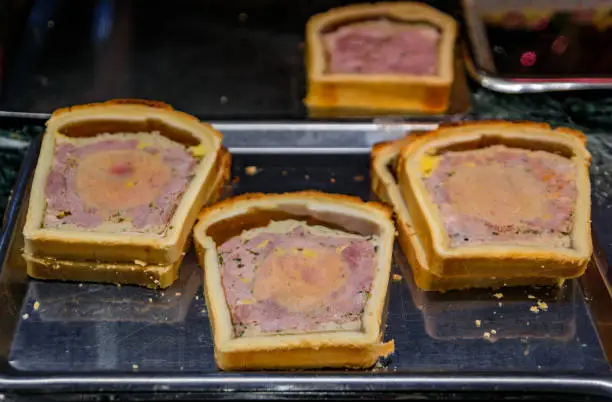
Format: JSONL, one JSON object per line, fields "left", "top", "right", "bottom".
{"left": 397, "top": 219, "right": 564, "bottom": 293}
{"left": 305, "top": 79, "right": 451, "bottom": 115}
{"left": 24, "top": 253, "right": 183, "bottom": 289}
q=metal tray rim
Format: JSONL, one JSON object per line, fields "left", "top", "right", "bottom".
{"left": 463, "top": 50, "right": 612, "bottom": 94}
{"left": 2, "top": 372, "right": 612, "bottom": 395}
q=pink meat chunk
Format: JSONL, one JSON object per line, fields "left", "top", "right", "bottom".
{"left": 323, "top": 20, "right": 440, "bottom": 75}
{"left": 219, "top": 226, "right": 377, "bottom": 337}
{"left": 44, "top": 137, "right": 197, "bottom": 232}
{"left": 423, "top": 145, "right": 577, "bottom": 248}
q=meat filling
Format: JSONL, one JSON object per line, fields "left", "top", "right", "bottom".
{"left": 322, "top": 20, "right": 440, "bottom": 75}
{"left": 422, "top": 145, "right": 577, "bottom": 248}
{"left": 44, "top": 131, "right": 199, "bottom": 234}
{"left": 218, "top": 220, "right": 378, "bottom": 337}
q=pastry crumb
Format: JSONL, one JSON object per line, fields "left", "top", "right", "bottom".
{"left": 330, "top": 177, "right": 336, "bottom": 184}
{"left": 22, "top": 313, "right": 29, "bottom": 320}
{"left": 482, "top": 332, "right": 491, "bottom": 340}
{"left": 33, "top": 301, "right": 40, "bottom": 311}
{"left": 175, "top": 292, "right": 182, "bottom": 296}
{"left": 148, "top": 298, "right": 153, "bottom": 303}
{"left": 201, "top": 309, "right": 207, "bottom": 314}
{"left": 116, "top": 283, "right": 121, "bottom": 288}
{"left": 195, "top": 295, "right": 199, "bottom": 300}
{"left": 78, "top": 283, "right": 84, "bottom": 288}
{"left": 134, "top": 259, "right": 147, "bottom": 267}
{"left": 245, "top": 166, "right": 259, "bottom": 176}
{"left": 492, "top": 293, "right": 503, "bottom": 299}
{"left": 132, "top": 364, "right": 139, "bottom": 370}
{"left": 353, "top": 175, "right": 365, "bottom": 182}
{"left": 491, "top": 329, "right": 497, "bottom": 335}
{"left": 392, "top": 274, "right": 403, "bottom": 282}
{"left": 474, "top": 320, "right": 481, "bottom": 328}
{"left": 529, "top": 306, "right": 540, "bottom": 313}
{"left": 498, "top": 302, "right": 503, "bottom": 307}
{"left": 527, "top": 295, "right": 536, "bottom": 299}
{"left": 537, "top": 300, "right": 549, "bottom": 311}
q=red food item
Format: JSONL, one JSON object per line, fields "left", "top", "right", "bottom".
{"left": 108, "top": 163, "right": 134, "bottom": 176}
{"left": 520, "top": 51, "right": 537, "bottom": 67}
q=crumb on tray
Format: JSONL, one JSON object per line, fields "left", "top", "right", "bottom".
{"left": 245, "top": 166, "right": 259, "bottom": 176}
{"left": 527, "top": 294, "right": 536, "bottom": 299}
{"left": 392, "top": 274, "right": 403, "bottom": 282}
{"left": 353, "top": 175, "right": 365, "bottom": 182}
{"left": 33, "top": 301, "right": 40, "bottom": 311}
{"left": 482, "top": 332, "right": 491, "bottom": 340}
{"left": 529, "top": 306, "right": 540, "bottom": 313}
{"left": 537, "top": 300, "right": 549, "bottom": 311}
{"left": 492, "top": 293, "right": 503, "bottom": 299}
{"left": 474, "top": 320, "right": 481, "bottom": 328}
{"left": 330, "top": 177, "right": 336, "bottom": 183}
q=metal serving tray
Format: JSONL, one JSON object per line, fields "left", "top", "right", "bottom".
{"left": 2, "top": 123, "right": 612, "bottom": 400}
{"left": 461, "top": 0, "right": 612, "bottom": 94}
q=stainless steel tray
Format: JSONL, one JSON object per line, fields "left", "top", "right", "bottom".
{"left": 464, "top": 51, "right": 612, "bottom": 94}
{"left": 1, "top": 123, "right": 612, "bottom": 400}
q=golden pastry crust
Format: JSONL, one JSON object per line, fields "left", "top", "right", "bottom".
{"left": 305, "top": 2, "right": 457, "bottom": 114}
{"left": 371, "top": 121, "right": 591, "bottom": 291}
{"left": 193, "top": 191, "right": 395, "bottom": 370}
{"left": 22, "top": 100, "right": 230, "bottom": 288}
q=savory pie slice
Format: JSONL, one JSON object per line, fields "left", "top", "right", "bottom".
{"left": 23, "top": 99, "right": 230, "bottom": 288}
{"left": 305, "top": 2, "right": 457, "bottom": 114}
{"left": 371, "top": 121, "right": 592, "bottom": 291}
{"left": 193, "top": 191, "right": 395, "bottom": 370}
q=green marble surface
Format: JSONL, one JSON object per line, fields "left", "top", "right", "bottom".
{"left": 1, "top": 86, "right": 612, "bottom": 219}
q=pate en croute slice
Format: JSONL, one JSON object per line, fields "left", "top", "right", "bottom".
{"left": 371, "top": 121, "right": 592, "bottom": 291}
{"left": 193, "top": 191, "right": 395, "bottom": 370}
{"left": 23, "top": 99, "right": 230, "bottom": 289}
